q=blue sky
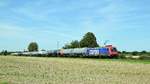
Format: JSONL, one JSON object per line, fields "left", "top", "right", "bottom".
{"left": 0, "top": 0, "right": 150, "bottom": 51}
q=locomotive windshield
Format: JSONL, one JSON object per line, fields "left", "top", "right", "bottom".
{"left": 111, "top": 47, "right": 117, "bottom": 52}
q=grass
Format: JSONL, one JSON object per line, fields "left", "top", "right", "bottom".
{"left": 0, "top": 56, "right": 150, "bottom": 84}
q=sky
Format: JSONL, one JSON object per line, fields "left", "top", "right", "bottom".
{"left": 0, "top": 0, "right": 150, "bottom": 51}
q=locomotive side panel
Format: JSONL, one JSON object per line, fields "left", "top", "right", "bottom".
{"left": 99, "top": 48, "right": 109, "bottom": 56}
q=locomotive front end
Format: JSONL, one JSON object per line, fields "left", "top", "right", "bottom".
{"left": 105, "top": 45, "right": 119, "bottom": 57}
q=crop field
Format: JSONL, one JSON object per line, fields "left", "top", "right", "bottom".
{"left": 0, "top": 56, "right": 150, "bottom": 84}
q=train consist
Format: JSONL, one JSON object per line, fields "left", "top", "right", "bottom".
{"left": 12, "top": 45, "right": 119, "bottom": 58}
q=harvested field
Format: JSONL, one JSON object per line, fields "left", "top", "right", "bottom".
{"left": 0, "top": 56, "right": 150, "bottom": 84}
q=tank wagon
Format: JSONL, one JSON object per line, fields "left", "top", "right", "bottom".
{"left": 60, "top": 48, "right": 87, "bottom": 56}
{"left": 11, "top": 51, "right": 48, "bottom": 56}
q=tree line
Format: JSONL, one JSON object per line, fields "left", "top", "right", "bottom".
{"left": 63, "top": 32, "right": 99, "bottom": 49}
{"left": 120, "top": 51, "right": 150, "bottom": 56}
{"left": 27, "top": 32, "right": 99, "bottom": 51}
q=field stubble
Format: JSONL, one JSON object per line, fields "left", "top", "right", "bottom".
{"left": 0, "top": 56, "right": 150, "bottom": 84}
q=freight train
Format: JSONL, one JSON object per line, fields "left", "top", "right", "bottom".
{"left": 11, "top": 45, "right": 118, "bottom": 58}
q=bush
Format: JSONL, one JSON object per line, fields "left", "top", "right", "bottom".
{"left": 139, "top": 55, "right": 150, "bottom": 60}
{"left": 0, "top": 50, "right": 8, "bottom": 56}
{"left": 119, "top": 54, "right": 126, "bottom": 59}
{"left": 132, "top": 51, "right": 138, "bottom": 55}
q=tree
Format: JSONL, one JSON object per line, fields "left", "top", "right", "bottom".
{"left": 4, "top": 50, "right": 8, "bottom": 56}
{"left": 63, "top": 40, "right": 80, "bottom": 49}
{"left": 70, "top": 40, "right": 80, "bottom": 48}
{"left": 63, "top": 44, "right": 71, "bottom": 49}
{"left": 1, "top": 50, "right": 8, "bottom": 56}
{"left": 28, "top": 42, "right": 38, "bottom": 52}
{"left": 80, "top": 32, "right": 99, "bottom": 48}
{"left": 132, "top": 51, "right": 138, "bottom": 55}
{"left": 141, "top": 50, "right": 147, "bottom": 54}
{"left": 122, "top": 51, "right": 127, "bottom": 54}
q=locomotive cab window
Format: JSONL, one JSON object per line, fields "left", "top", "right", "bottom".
{"left": 111, "top": 47, "right": 117, "bottom": 52}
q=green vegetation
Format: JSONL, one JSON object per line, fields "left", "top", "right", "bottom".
{"left": 0, "top": 81, "right": 10, "bottom": 84}
{"left": 0, "top": 50, "right": 11, "bottom": 56}
{"left": 63, "top": 32, "right": 99, "bottom": 49}
{"left": 80, "top": 32, "right": 99, "bottom": 48}
{"left": 119, "top": 51, "right": 150, "bottom": 60}
{"left": 0, "top": 56, "right": 150, "bottom": 84}
{"left": 28, "top": 42, "right": 39, "bottom": 52}
{"left": 63, "top": 40, "right": 80, "bottom": 49}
